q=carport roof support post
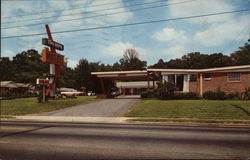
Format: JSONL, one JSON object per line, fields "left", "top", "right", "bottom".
{"left": 99, "top": 78, "right": 106, "bottom": 94}
{"left": 199, "top": 73, "right": 203, "bottom": 96}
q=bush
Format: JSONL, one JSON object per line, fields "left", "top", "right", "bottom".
{"left": 240, "top": 88, "right": 250, "bottom": 100}
{"left": 226, "top": 92, "right": 240, "bottom": 100}
{"left": 0, "top": 91, "right": 37, "bottom": 100}
{"left": 174, "top": 92, "right": 200, "bottom": 100}
{"left": 203, "top": 91, "right": 227, "bottom": 100}
{"left": 141, "top": 89, "right": 158, "bottom": 98}
{"left": 157, "top": 81, "right": 176, "bottom": 100}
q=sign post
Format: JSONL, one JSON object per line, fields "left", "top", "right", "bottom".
{"left": 36, "top": 79, "right": 49, "bottom": 103}
{"left": 41, "top": 24, "right": 64, "bottom": 99}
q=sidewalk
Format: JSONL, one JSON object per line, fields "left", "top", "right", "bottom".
{"left": 2, "top": 116, "right": 249, "bottom": 127}
{"left": 11, "top": 116, "right": 129, "bottom": 124}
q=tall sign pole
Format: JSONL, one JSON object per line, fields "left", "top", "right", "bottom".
{"left": 41, "top": 24, "right": 64, "bottom": 99}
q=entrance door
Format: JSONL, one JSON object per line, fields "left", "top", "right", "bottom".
{"left": 176, "top": 75, "right": 184, "bottom": 91}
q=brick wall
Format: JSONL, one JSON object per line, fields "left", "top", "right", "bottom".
{"left": 189, "top": 72, "right": 250, "bottom": 94}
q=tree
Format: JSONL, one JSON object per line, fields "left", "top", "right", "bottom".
{"left": 230, "top": 39, "right": 250, "bottom": 65}
{"left": 206, "top": 53, "right": 232, "bottom": 68}
{"left": 0, "top": 57, "right": 14, "bottom": 81}
{"left": 123, "top": 49, "right": 139, "bottom": 62}
{"left": 149, "top": 59, "right": 167, "bottom": 68}
{"left": 12, "top": 49, "right": 49, "bottom": 84}
{"left": 58, "top": 66, "right": 76, "bottom": 88}
{"left": 119, "top": 49, "right": 147, "bottom": 70}
{"left": 74, "top": 59, "right": 102, "bottom": 92}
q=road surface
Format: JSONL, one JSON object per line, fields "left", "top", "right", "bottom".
{"left": 0, "top": 121, "right": 249, "bottom": 159}
{"left": 44, "top": 96, "right": 140, "bottom": 117}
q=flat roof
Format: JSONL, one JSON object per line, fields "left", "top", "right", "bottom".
{"left": 91, "top": 65, "right": 250, "bottom": 77}
{"left": 91, "top": 70, "right": 147, "bottom": 75}
{"left": 148, "top": 65, "right": 250, "bottom": 73}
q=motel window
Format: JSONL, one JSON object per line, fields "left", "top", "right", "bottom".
{"left": 228, "top": 73, "right": 241, "bottom": 82}
{"left": 204, "top": 73, "right": 211, "bottom": 80}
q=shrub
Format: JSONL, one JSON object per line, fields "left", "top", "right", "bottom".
{"left": 174, "top": 92, "right": 200, "bottom": 100}
{"left": 226, "top": 92, "right": 240, "bottom": 100}
{"left": 157, "top": 81, "right": 176, "bottom": 100}
{"left": 240, "top": 88, "right": 250, "bottom": 100}
{"left": 0, "top": 91, "right": 37, "bottom": 100}
{"left": 141, "top": 89, "right": 158, "bottom": 98}
{"left": 203, "top": 91, "right": 227, "bottom": 100}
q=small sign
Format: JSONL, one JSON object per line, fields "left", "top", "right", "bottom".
{"left": 42, "top": 38, "right": 64, "bottom": 51}
{"left": 36, "top": 79, "right": 49, "bottom": 85}
{"left": 41, "top": 48, "right": 64, "bottom": 66}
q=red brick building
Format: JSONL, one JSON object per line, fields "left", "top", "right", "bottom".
{"left": 92, "top": 65, "right": 250, "bottom": 97}
{"left": 149, "top": 65, "right": 250, "bottom": 96}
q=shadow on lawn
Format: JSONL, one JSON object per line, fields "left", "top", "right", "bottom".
{"left": 231, "top": 104, "right": 250, "bottom": 116}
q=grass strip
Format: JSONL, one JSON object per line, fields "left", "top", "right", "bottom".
{"left": 125, "top": 100, "right": 250, "bottom": 120}
{"left": 130, "top": 118, "right": 250, "bottom": 124}
{"left": 1, "top": 96, "right": 96, "bottom": 115}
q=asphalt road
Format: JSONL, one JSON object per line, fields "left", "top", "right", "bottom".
{"left": 0, "top": 121, "right": 249, "bottom": 159}
{"left": 44, "top": 96, "right": 140, "bottom": 117}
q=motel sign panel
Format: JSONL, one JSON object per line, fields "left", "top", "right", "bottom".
{"left": 41, "top": 48, "right": 64, "bottom": 66}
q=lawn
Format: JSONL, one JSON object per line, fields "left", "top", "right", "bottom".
{"left": 1, "top": 96, "right": 96, "bottom": 115}
{"left": 125, "top": 100, "right": 250, "bottom": 120}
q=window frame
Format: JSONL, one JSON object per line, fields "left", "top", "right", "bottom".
{"left": 227, "top": 72, "right": 241, "bottom": 82}
{"left": 204, "top": 73, "right": 212, "bottom": 80}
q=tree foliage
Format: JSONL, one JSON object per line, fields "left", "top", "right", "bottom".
{"left": 5, "top": 49, "right": 49, "bottom": 84}
{"left": 119, "top": 48, "right": 147, "bottom": 70}
{"left": 1, "top": 40, "right": 249, "bottom": 93}
{"left": 150, "top": 40, "right": 250, "bottom": 69}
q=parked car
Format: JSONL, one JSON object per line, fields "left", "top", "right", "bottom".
{"left": 87, "top": 91, "right": 96, "bottom": 96}
{"left": 59, "top": 87, "right": 84, "bottom": 96}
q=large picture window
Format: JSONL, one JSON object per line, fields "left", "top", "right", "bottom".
{"left": 228, "top": 73, "right": 241, "bottom": 82}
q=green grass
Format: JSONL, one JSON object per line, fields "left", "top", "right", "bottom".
{"left": 125, "top": 100, "right": 250, "bottom": 120}
{"left": 130, "top": 118, "right": 249, "bottom": 124}
{"left": 1, "top": 96, "right": 96, "bottom": 115}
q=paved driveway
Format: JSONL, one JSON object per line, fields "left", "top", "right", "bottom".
{"left": 44, "top": 96, "right": 140, "bottom": 117}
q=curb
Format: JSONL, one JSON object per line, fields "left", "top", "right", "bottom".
{"left": 1, "top": 116, "right": 249, "bottom": 127}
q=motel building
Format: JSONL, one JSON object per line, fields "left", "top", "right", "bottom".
{"left": 91, "top": 65, "right": 250, "bottom": 98}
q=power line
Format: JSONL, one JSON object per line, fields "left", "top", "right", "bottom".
{"left": 2, "top": 9, "right": 249, "bottom": 40}
{"left": 221, "top": 25, "right": 250, "bottom": 54}
{"left": 2, "top": 0, "right": 166, "bottom": 25}
{"left": 2, "top": 0, "right": 194, "bottom": 30}
{"left": 1, "top": 0, "right": 137, "bottom": 19}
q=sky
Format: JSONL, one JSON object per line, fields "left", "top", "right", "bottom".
{"left": 1, "top": 0, "right": 250, "bottom": 68}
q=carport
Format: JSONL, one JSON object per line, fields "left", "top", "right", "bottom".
{"left": 91, "top": 70, "right": 160, "bottom": 98}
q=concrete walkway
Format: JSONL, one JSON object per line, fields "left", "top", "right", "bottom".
{"left": 43, "top": 96, "right": 140, "bottom": 117}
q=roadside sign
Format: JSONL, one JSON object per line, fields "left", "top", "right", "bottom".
{"left": 42, "top": 38, "right": 64, "bottom": 51}
{"left": 41, "top": 48, "right": 64, "bottom": 66}
{"left": 36, "top": 79, "right": 49, "bottom": 85}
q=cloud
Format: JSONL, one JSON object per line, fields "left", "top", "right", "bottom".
{"left": 194, "top": 14, "right": 250, "bottom": 46}
{"left": 168, "top": 0, "right": 235, "bottom": 24}
{"left": 47, "top": 0, "right": 70, "bottom": 10}
{"left": 163, "top": 45, "right": 187, "bottom": 59}
{"left": 1, "top": 49, "right": 16, "bottom": 58}
{"left": 82, "top": 0, "right": 133, "bottom": 23}
{"left": 152, "top": 27, "right": 188, "bottom": 43}
{"left": 102, "top": 42, "right": 150, "bottom": 58}
{"left": 67, "top": 59, "right": 78, "bottom": 68}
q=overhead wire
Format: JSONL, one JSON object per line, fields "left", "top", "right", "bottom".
{"left": 221, "top": 25, "right": 250, "bottom": 54}
{"left": 2, "top": 0, "right": 195, "bottom": 30}
{"left": 2, "top": 0, "right": 167, "bottom": 25}
{"left": 2, "top": 9, "right": 249, "bottom": 40}
{"left": 1, "top": 0, "right": 138, "bottom": 19}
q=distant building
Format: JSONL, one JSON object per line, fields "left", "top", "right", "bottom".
{"left": 0, "top": 81, "right": 31, "bottom": 93}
